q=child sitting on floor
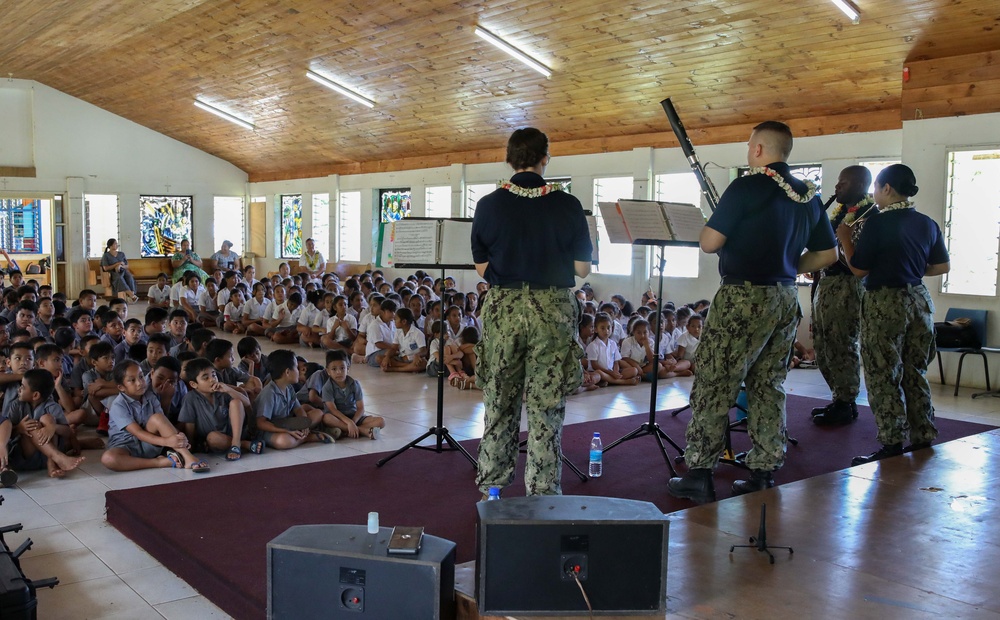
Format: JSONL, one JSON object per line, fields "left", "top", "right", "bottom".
{"left": 380, "top": 308, "right": 427, "bottom": 373}
{"left": 675, "top": 314, "right": 702, "bottom": 372}
{"left": 270, "top": 292, "right": 303, "bottom": 346}
{"left": 320, "top": 295, "right": 357, "bottom": 352}
{"left": 101, "top": 360, "right": 208, "bottom": 472}
{"left": 206, "top": 338, "right": 262, "bottom": 401}
{"left": 576, "top": 314, "right": 601, "bottom": 391}
{"left": 322, "top": 350, "right": 384, "bottom": 440}
{"left": 445, "top": 326, "right": 480, "bottom": 389}
{"left": 237, "top": 337, "right": 270, "bottom": 385}
{"left": 147, "top": 273, "right": 172, "bottom": 308}
{"left": 178, "top": 357, "right": 260, "bottom": 460}
{"left": 254, "top": 349, "right": 336, "bottom": 450}
{"left": 587, "top": 312, "right": 640, "bottom": 386}
{"left": 364, "top": 299, "right": 397, "bottom": 368}
{"left": 620, "top": 319, "right": 691, "bottom": 381}
{"left": 4, "top": 369, "right": 85, "bottom": 480}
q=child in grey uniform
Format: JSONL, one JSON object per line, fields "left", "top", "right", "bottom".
{"left": 178, "top": 358, "right": 260, "bottom": 461}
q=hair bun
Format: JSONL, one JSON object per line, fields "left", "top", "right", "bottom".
{"left": 908, "top": 184, "right": 919, "bottom": 196}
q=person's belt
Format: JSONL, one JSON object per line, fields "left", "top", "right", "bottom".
{"left": 867, "top": 283, "right": 923, "bottom": 292}
{"left": 496, "top": 281, "right": 563, "bottom": 291}
{"left": 721, "top": 277, "right": 795, "bottom": 287}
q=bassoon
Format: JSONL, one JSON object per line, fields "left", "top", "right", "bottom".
{"left": 660, "top": 98, "right": 720, "bottom": 213}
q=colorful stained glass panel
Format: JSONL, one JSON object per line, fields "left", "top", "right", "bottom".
{"left": 379, "top": 189, "right": 411, "bottom": 223}
{"left": 0, "top": 199, "right": 43, "bottom": 253}
{"left": 281, "top": 194, "right": 303, "bottom": 258}
{"left": 140, "top": 196, "right": 192, "bottom": 257}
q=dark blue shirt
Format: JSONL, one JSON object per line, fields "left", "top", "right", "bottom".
{"left": 851, "top": 208, "right": 949, "bottom": 290}
{"left": 471, "top": 172, "right": 592, "bottom": 288}
{"left": 707, "top": 162, "right": 835, "bottom": 284}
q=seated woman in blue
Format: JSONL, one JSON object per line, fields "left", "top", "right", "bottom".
{"left": 101, "top": 239, "right": 139, "bottom": 303}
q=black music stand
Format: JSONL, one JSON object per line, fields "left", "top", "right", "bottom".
{"left": 602, "top": 241, "right": 697, "bottom": 477}
{"left": 377, "top": 264, "right": 478, "bottom": 469}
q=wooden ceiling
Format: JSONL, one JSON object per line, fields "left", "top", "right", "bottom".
{"left": 2, "top": 0, "right": 998, "bottom": 181}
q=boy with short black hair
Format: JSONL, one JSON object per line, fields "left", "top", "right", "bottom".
{"left": 236, "top": 336, "right": 270, "bottom": 385}
{"left": 142, "top": 333, "right": 172, "bottom": 375}
{"left": 270, "top": 292, "right": 303, "bottom": 345}
{"left": 147, "top": 273, "right": 171, "bottom": 308}
{"left": 68, "top": 308, "right": 97, "bottom": 352}
{"left": 108, "top": 297, "right": 128, "bottom": 321}
{"left": 205, "top": 338, "right": 262, "bottom": 399}
{"left": 148, "top": 356, "right": 184, "bottom": 424}
{"left": 99, "top": 310, "right": 125, "bottom": 348}
{"left": 38, "top": 284, "right": 52, "bottom": 299}
{"left": 179, "top": 358, "right": 260, "bottom": 460}
{"left": 173, "top": 327, "right": 214, "bottom": 358}
{"left": 323, "top": 350, "right": 384, "bottom": 440}
{"left": 100, "top": 360, "right": 208, "bottom": 472}
{"left": 34, "top": 297, "right": 55, "bottom": 342}
{"left": 83, "top": 341, "right": 118, "bottom": 435}
{"left": 73, "top": 289, "right": 99, "bottom": 317}
{"left": 143, "top": 306, "right": 169, "bottom": 342}
{"left": 365, "top": 299, "right": 397, "bottom": 368}
{"left": 115, "top": 318, "right": 145, "bottom": 363}
{"left": 166, "top": 309, "right": 189, "bottom": 351}
{"left": 9, "top": 368, "right": 85, "bottom": 478}
{"left": 255, "top": 349, "right": 334, "bottom": 450}
{"left": 296, "top": 349, "right": 334, "bottom": 407}
{"left": 35, "top": 344, "right": 90, "bottom": 427}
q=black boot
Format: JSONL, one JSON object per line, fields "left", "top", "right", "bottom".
{"left": 812, "top": 400, "right": 856, "bottom": 426}
{"left": 851, "top": 443, "right": 903, "bottom": 466}
{"left": 731, "top": 470, "right": 774, "bottom": 496}
{"left": 810, "top": 401, "right": 834, "bottom": 417}
{"left": 667, "top": 468, "right": 716, "bottom": 504}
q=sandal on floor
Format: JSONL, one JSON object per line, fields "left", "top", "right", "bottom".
{"left": 226, "top": 446, "right": 242, "bottom": 461}
{"left": 368, "top": 427, "right": 380, "bottom": 440}
{"left": 248, "top": 440, "right": 265, "bottom": 455}
{"left": 191, "top": 460, "right": 211, "bottom": 473}
{"left": 164, "top": 450, "right": 183, "bottom": 468}
{"left": 312, "top": 431, "right": 336, "bottom": 444}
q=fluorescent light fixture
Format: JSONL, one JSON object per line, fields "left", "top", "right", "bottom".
{"left": 306, "top": 71, "right": 375, "bottom": 108}
{"left": 193, "top": 99, "right": 254, "bottom": 130}
{"left": 474, "top": 26, "right": 551, "bottom": 78}
{"left": 831, "top": 0, "right": 860, "bottom": 24}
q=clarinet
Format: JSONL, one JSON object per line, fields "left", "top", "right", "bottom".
{"left": 661, "top": 98, "right": 720, "bottom": 213}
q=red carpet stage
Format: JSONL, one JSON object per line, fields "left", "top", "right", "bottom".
{"left": 105, "top": 396, "right": 995, "bottom": 619}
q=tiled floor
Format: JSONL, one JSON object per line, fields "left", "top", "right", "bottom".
{"left": 6, "top": 311, "right": 999, "bottom": 619}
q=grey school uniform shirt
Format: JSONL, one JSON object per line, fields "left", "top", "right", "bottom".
{"left": 178, "top": 389, "right": 234, "bottom": 439}
{"left": 107, "top": 389, "right": 163, "bottom": 449}
{"left": 321, "top": 376, "right": 363, "bottom": 418}
{"left": 256, "top": 382, "right": 297, "bottom": 422}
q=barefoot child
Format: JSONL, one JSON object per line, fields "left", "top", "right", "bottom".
{"left": 178, "top": 358, "right": 261, "bottom": 460}
{"left": 9, "top": 369, "right": 85, "bottom": 478}
{"left": 322, "top": 350, "right": 384, "bottom": 439}
{"left": 254, "top": 349, "right": 335, "bottom": 450}
{"left": 100, "top": 361, "right": 208, "bottom": 472}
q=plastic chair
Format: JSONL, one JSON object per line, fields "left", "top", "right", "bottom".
{"left": 936, "top": 308, "right": 990, "bottom": 396}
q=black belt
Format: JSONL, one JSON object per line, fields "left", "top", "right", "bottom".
{"left": 867, "top": 283, "right": 923, "bottom": 292}
{"left": 721, "top": 277, "right": 795, "bottom": 287}
{"left": 496, "top": 281, "right": 563, "bottom": 291}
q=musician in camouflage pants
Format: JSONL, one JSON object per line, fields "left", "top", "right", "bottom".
{"left": 683, "top": 285, "right": 800, "bottom": 473}
{"left": 474, "top": 287, "right": 583, "bottom": 496}
{"left": 813, "top": 274, "right": 864, "bottom": 404}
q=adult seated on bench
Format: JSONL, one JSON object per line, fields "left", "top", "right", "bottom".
{"left": 170, "top": 238, "right": 209, "bottom": 284}
{"left": 101, "top": 238, "right": 139, "bottom": 303}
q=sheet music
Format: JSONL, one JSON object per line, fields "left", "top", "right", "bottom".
{"left": 661, "top": 202, "right": 706, "bottom": 243}
{"left": 617, "top": 200, "right": 672, "bottom": 242}
{"left": 597, "top": 202, "right": 631, "bottom": 244}
{"left": 439, "top": 219, "right": 474, "bottom": 265}
{"left": 391, "top": 220, "right": 439, "bottom": 264}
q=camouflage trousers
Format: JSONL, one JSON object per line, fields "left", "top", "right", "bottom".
{"left": 684, "top": 284, "right": 800, "bottom": 472}
{"left": 475, "top": 286, "right": 583, "bottom": 496}
{"left": 813, "top": 274, "right": 864, "bottom": 402}
{"left": 861, "top": 285, "right": 937, "bottom": 446}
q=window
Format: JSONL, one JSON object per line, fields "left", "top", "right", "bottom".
{"left": 942, "top": 148, "right": 1000, "bottom": 296}
{"left": 465, "top": 183, "right": 497, "bottom": 217}
{"left": 379, "top": 188, "right": 411, "bottom": 222}
{"left": 653, "top": 173, "right": 704, "bottom": 278}
{"left": 140, "top": 195, "right": 192, "bottom": 257}
{"left": 213, "top": 196, "right": 245, "bottom": 256}
{"left": 593, "top": 176, "right": 634, "bottom": 275}
{"left": 85, "top": 194, "right": 120, "bottom": 258}
{"left": 280, "top": 194, "right": 302, "bottom": 258}
{"left": 0, "top": 199, "right": 44, "bottom": 253}
{"left": 860, "top": 160, "right": 901, "bottom": 194}
{"left": 312, "top": 193, "right": 330, "bottom": 257}
{"left": 339, "top": 191, "right": 361, "bottom": 262}
{"left": 425, "top": 186, "right": 452, "bottom": 218}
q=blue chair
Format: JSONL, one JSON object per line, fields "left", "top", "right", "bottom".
{"left": 936, "top": 308, "right": 990, "bottom": 396}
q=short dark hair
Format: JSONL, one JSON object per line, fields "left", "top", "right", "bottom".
{"left": 326, "top": 349, "right": 350, "bottom": 366}
{"left": 752, "top": 121, "right": 794, "bottom": 159}
{"left": 506, "top": 127, "right": 549, "bottom": 171}
{"left": 204, "top": 338, "right": 233, "bottom": 363}
{"left": 53, "top": 326, "right": 76, "bottom": 349}
{"left": 15, "top": 300, "right": 37, "bottom": 316}
{"left": 69, "top": 308, "right": 93, "bottom": 325}
{"left": 176, "top": 351, "right": 198, "bottom": 364}
{"left": 184, "top": 357, "right": 216, "bottom": 384}
{"left": 88, "top": 341, "right": 114, "bottom": 361}
{"left": 35, "top": 343, "right": 64, "bottom": 363}
{"left": 148, "top": 333, "right": 171, "bottom": 349}
{"left": 23, "top": 368, "right": 55, "bottom": 401}
{"left": 78, "top": 289, "right": 97, "bottom": 300}
{"left": 145, "top": 306, "right": 169, "bottom": 325}
{"left": 287, "top": 292, "right": 303, "bottom": 306}
{"left": 113, "top": 360, "right": 141, "bottom": 385}
{"left": 168, "top": 309, "right": 189, "bottom": 322}
{"left": 460, "top": 326, "right": 480, "bottom": 345}
{"left": 395, "top": 308, "right": 414, "bottom": 325}
{"left": 267, "top": 349, "right": 297, "bottom": 378}
{"left": 154, "top": 356, "right": 181, "bottom": 374}
{"left": 875, "top": 163, "right": 919, "bottom": 198}
{"left": 109, "top": 297, "right": 126, "bottom": 307}
{"left": 9, "top": 341, "right": 33, "bottom": 356}
{"left": 124, "top": 318, "right": 142, "bottom": 330}
{"left": 190, "top": 328, "right": 216, "bottom": 352}
{"left": 129, "top": 342, "right": 148, "bottom": 362}
{"left": 380, "top": 299, "right": 398, "bottom": 313}
{"left": 236, "top": 336, "right": 261, "bottom": 358}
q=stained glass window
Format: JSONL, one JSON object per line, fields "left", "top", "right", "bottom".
{"left": 140, "top": 196, "right": 191, "bottom": 257}
{"left": 379, "top": 188, "right": 411, "bottom": 223}
{"left": 280, "top": 194, "right": 303, "bottom": 258}
{"left": 0, "top": 199, "right": 43, "bottom": 253}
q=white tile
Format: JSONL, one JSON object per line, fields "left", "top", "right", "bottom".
{"left": 3, "top": 524, "right": 85, "bottom": 557}
{"left": 66, "top": 519, "right": 160, "bottom": 574}
{"left": 155, "top": 594, "right": 234, "bottom": 619}
{"left": 19, "top": 547, "right": 114, "bottom": 586}
{"left": 35, "top": 574, "right": 158, "bottom": 620}
{"left": 21, "top": 477, "right": 109, "bottom": 507}
{"left": 120, "top": 565, "right": 198, "bottom": 606}
{"left": 45, "top": 496, "right": 109, "bottom": 525}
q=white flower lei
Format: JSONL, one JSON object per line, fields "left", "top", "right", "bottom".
{"left": 500, "top": 179, "right": 562, "bottom": 199}
{"left": 747, "top": 166, "right": 817, "bottom": 203}
{"left": 829, "top": 195, "right": 875, "bottom": 225}
{"left": 879, "top": 199, "right": 914, "bottom": 213}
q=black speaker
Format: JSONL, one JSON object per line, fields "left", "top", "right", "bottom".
{"left": 476, "top": 496, "right": 668, "bottom": 616}
{"left": 268, "top": 524, "right": 456, "bottom": 620}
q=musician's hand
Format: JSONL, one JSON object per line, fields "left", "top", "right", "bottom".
{"left": 835, "top": 222, "right": 853, "bottom": 247}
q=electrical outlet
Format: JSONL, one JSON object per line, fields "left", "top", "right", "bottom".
{"left": 341, "top": 587, "right": 364, "bottom": 612}
{"left": 560, "top": 554, "right": 588, "bottom": 582}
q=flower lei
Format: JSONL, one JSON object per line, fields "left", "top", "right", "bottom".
{"left": 746, "top": 166, "right": 817, "bottom": 203}
{"left": 830, "top": 195, "right": 875, "bottom": 226}
{"left": 500, "top": 180, "right": 563, "bottom": 198}
{"left": 880, "top": 199, "right": 914, "bottom": 213}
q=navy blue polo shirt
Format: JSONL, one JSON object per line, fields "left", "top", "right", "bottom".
{"left": 707, "top": 162, "right": 834, "bottom": 284}
{"left": 851, "top": 208, "right": 949, "bottom": 290}
{"left": 471, "top": 172, "right": 592, "bottom": 288}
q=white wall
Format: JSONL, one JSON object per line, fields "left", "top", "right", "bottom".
{"left": 0, "top": 79, "right": 248, "bottom": 293}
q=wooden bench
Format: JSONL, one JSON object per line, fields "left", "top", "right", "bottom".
{"left": 265, "top": 262, "right": 372, "bottom": 280}
{"left": 87, "top": 257, "right": 172, "bottom": 299}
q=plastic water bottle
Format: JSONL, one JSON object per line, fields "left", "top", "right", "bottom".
{"left": 487, "top": 487, "right": 501, "bottom": 501}
{"left": 589, "top": 432, "right": 603, "bottom": 478}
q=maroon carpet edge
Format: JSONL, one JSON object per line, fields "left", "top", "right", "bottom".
{"left": 105, "top": 396, "right": 997, "bottom": 620}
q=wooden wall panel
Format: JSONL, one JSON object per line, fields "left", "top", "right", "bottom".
{"left": 902, "top": 51, "right": 1000, "bottom": 120}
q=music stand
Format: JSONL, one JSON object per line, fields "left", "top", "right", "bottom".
{"left": 602, "top": 242, "right": 696, "bottom": 476}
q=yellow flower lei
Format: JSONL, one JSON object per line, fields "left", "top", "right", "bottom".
{"left": 747, "top": 166, "right": 817, "bottom": 203}
{"left": 829, "top": 195, "right": 874, "bottom": 225}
